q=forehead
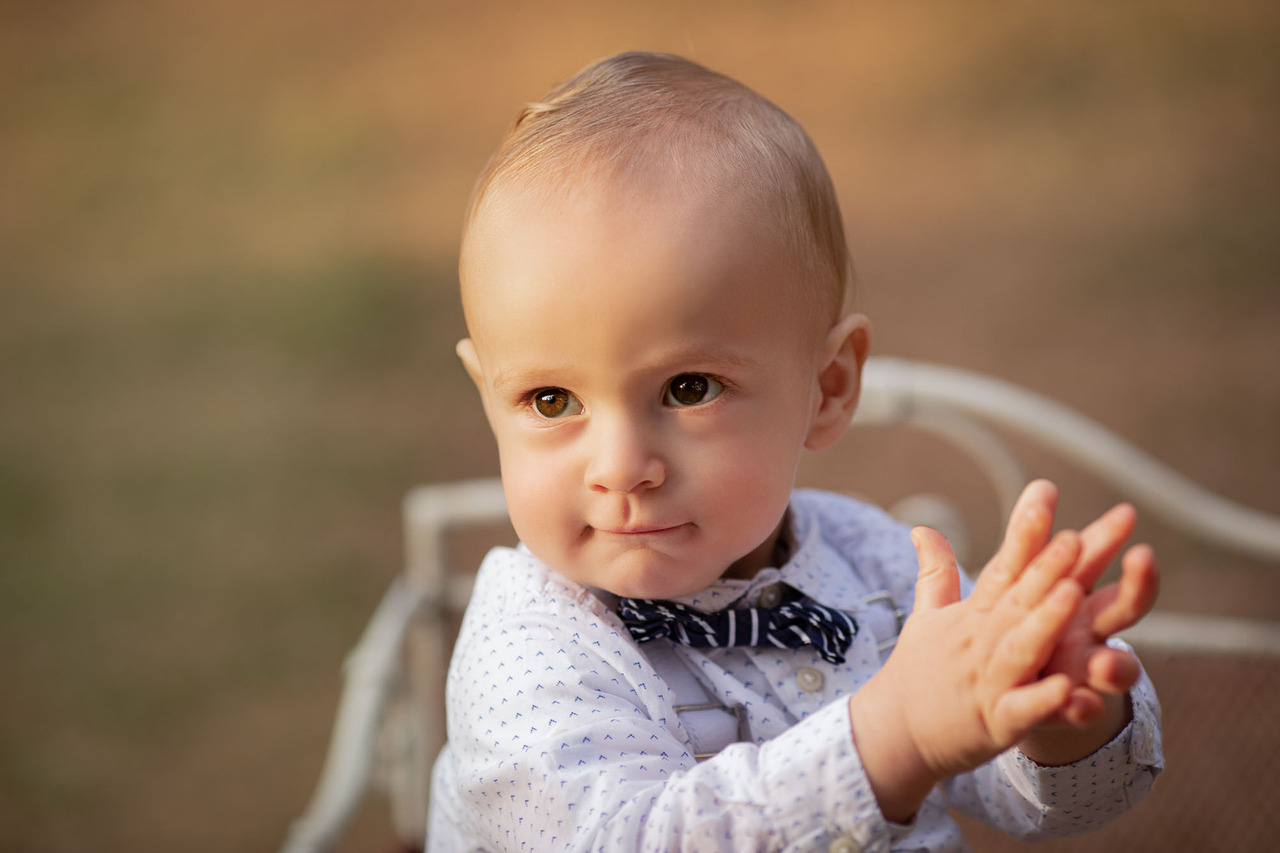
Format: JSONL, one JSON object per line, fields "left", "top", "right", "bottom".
{"left": 460, "top": 174, "right": 818, "bottom": 360}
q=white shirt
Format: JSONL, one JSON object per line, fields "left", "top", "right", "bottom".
{"left": 428, "top": 489, "right": 1163, "bottom": 852}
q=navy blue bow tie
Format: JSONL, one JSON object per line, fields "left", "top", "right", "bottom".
{"left": 617, "top": 589, "right": 858, "bottom": 665}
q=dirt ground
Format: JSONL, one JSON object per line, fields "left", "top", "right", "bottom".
{"left": 1, "top": 1, "right": 1277, "bottom": 850}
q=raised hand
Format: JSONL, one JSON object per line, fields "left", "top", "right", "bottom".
{"left": 849, "top": 480, "right": 1091, "bottom": 822}
{"left": 1016, "top": 496, "right": 1159, "bottom": 764}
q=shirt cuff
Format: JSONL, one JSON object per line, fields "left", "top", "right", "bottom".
{"left": 1001, "top": 655, "right": 1164, "bottom": 831}
{"left": 757, "top": 697, "right": 892, "bottom": 853}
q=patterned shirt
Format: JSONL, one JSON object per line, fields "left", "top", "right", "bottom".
{"left": 428, "top": 489, "right": 1163, "bottom": 852}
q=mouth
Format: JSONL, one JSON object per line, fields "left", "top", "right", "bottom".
{"left": 588, "top": 517, "right": 691, "bottom": 537}
{"left": 595, "top": 523, "right": 687, "bottom": 536}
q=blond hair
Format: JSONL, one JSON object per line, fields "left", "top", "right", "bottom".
{"left": 462, "top": 51, "right": 852, "bottom": 322}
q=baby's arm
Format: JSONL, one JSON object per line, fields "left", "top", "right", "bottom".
{"left": 848, "top": 480, "right": 1156, "bottom": 824}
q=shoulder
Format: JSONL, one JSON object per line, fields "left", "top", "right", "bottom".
{"left": 452, "top": 546, "right": 665, "bottom": 697}
{"left": 791, "top": 488, "right": 920, "bottom": 598}
{"left": 467, "top": 545, "right": 598, "bottom": 616}
{"left": 457, "top": 546, "right": 619, "bottom": 651}
{"left": 445, "top": 547, "right": 685, "bottom": 748}
{"left": 792, "top": 488, "right": 913, "bottom": 555}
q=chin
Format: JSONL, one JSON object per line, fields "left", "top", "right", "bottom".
{"left": 595, "top": 555, "right": 720, "bottom": 601}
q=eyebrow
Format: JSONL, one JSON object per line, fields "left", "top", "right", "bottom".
{"left": 490, "top": 365, "right": 560, "bottom": 394}
{"left": 489, "top": 346, "right": 761, "bottom": 393}
{"left": 655, "top": 345, "right": 759, "bottom": 374}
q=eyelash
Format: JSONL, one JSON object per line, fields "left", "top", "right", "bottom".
{"left": 522, "top": 373, "right": 729, "bottom": 420}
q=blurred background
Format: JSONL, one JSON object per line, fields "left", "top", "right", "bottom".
{"left": 1, "top": 1, "right": 1276, "bottom": 850}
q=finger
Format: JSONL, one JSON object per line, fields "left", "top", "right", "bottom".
{"left": 992, "top": 579, "right": 1081, "bottom": 686}
{"left": 911, "top": 526, "right": 962, "bottom": 611}
{"left": 1074, "top": 502, "right": 1137, "bottom": 590}
{"left": 972, "top": 480, "right": 1058, "bottom": 607}
{"left": 1085, "top": 646, "right": 1141, "bottom": 695}
{"left": 1084, "top": 544, "right": 1159, "bottom": 638}
{"left": 1007, "top": 529, "right": 1081, "bottom": 612}
{"left": 991, "top": 674, "right": 1074, "bottom": 745}
{"left": 1046, "top": 640, "right": 1141, "bottom": 695}
{"left": 1058, "top": 687, "right": 1107, "bottom": 728}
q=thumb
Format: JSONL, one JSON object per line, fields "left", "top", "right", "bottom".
{"left": 911, "top": 526, "right": 962, "bottom": 611}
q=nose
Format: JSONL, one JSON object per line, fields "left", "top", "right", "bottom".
{"left": 584, "top": 415, "right": 666, "bottom": 493}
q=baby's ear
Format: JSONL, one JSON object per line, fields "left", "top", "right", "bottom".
{"left": 804, "top": 313, "right": 871, "bottom": 451}
{"left": 456, "top": 338, "right": 484, "bottom": 388}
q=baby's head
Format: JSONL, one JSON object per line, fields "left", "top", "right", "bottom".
{"left": 462, "top": 51, "right": 852, "bottom": 330}
{"left": 457, "top": 52, "right": 870, "bottom": 598}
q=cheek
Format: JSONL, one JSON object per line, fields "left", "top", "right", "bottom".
{"left": 688, "top": 418, "right": 805, "bottom": 524}
{"left": 497, "top": 438, "right": 576, "bottom": 546}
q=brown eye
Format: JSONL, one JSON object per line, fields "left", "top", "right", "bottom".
{"left": 531, "top": 388, "right": 581, "bottom": 419}
{"left": 663, "top": 374, "right": 724, "bottom": 407}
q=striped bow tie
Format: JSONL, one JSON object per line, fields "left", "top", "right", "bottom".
{"left": 617, "top": 589, "right": 858, "bottom": 665}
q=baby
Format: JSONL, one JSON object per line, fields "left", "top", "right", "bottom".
{"left": 428, "top": 51, "right": 1163, "bottom": 851}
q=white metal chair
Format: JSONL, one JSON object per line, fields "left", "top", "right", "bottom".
{"left": 280, "top": 356, "right": 1280, "bottom": 853}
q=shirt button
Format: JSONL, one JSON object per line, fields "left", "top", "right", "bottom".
{"left": 795, "top": 666, "right": 824, "bottom": 693}
{"left": 758, "top": 584, "right": 785, "bottom": 608}
{"left": 828, "top": 836, "right": 860, "bottom": 853}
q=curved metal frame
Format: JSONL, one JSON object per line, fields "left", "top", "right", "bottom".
{"left": 857, "top": 358, "right": 1280, "bottom": 562}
